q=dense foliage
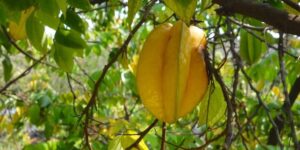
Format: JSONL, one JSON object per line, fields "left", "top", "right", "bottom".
{"left": 0, "top": 0, "right": 299, "bottom": 149}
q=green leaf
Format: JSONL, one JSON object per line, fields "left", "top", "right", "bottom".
{"left": 0, "top": 2, "right": 7, "bottom": 25}
{"left": 199, "top": 81, "right": 226, "bottom": 126}
{"left": 127, "top": 0, "right": 143, "bottom": 28}
{"left": 54, "top": 28, "right": 87, "bottom": 49}
{"left": 67, "top": 0, "right": 91, "bottom": 10}
{"left": 289, "top": 38, "right": 300, "bottom": 48}
{"left": 61, "top": 105, "right": 76, "bottom": 124}
{"left": 24, "top": 143, "right": 48, "bottom": 150}
{"left": 38, "top": 95, "right": 52, "bottom": 108}
{"left": 56, "top": 0, "right": 68, "bottom": 16}
{"left": 0, "top": 28, "right": 11, "bottom": 50}
{"left": 268, "top": 0, "right": 284, "bottom": 9}
{"left": 64, "top": 8, "right": 87, "bottom": 33}
{"left": 45, "top": 119, "right": 54, "bottom": 138}
{"left": 151, "top": 3, "right": 173, "bottom": 23}
{"left": 26, "top": 14, "right": 47, "bottom": 53}
{"left": 53, "top": 42, "right": 76, "bottom": 72}
{"left": 247, "top": 32, "right": 255, "bottom": 64}
{"left": 2, "top": 56, "right": 13, "bottom": 82}
{"left": 284, "top": 0, "right": 300, "bottom": 14}
{"left": 108, "top": 136, "right": 122, "bottom": 150}
{"left": 36, "top": 10, "right": 60, "bottom": 29}
{"left": 28, "top": 104, "right": 41, "bottom": 125}
{"left": 3, "top": 0, "right": 35, "bottom": 11}
{"left": 38, "top": 0, "right": 60, "bottom": 17}
{"left": 200, "top": 0, "right": 211, "bottom": 12}
{"left": 239, "top": 29, "right": 249, "bottom": 64}
{"left": 239, "top": 29, "right": 266, "bottom": 65}
{"left": 164, "top": 0, "right": 197, "bottom": 24}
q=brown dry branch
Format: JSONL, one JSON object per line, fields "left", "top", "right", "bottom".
{"left": 213, "top": 0, "right": 300, "bottom": 35}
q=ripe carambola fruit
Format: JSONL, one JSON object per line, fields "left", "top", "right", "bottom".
{"left": 136, "top": 20, "right": 208, "bottom": 123}
{"left": 8, "top": 7, "right": 34, "bottom": 41}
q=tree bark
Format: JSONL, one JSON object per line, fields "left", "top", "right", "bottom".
{"left": 212, "top": 0, "right": 300, "bottom": 36}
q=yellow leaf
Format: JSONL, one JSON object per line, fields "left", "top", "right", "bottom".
{"left": 8, "top": 7, "right": 35, "bottom": 40}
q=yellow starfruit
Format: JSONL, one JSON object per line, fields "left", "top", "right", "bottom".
{"left": 136, "top": 20, "right": 208, "bottom": 123}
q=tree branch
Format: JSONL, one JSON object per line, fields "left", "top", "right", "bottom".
{"left": 268, "top": 74, "right": 300, "bottom": 145}
{"left": 79, "top": 1, "right": 157, "bottom": 148}
{"left": 126, "top": 119, "right": 158, "bottom": 150}
{"left": 212, "top": 0, "right": 300, "bottom": 35}
{"left": 0, "top": 53, "right": 48, "bottom": 93}
{"left": 277, "top": 33, "right": 298, "bottom": 149}
{"left": 160, "top": 122, "right": 166, "bottom": 150}
{"left": 282, "top": 0, "right": 300, "bottom": 12}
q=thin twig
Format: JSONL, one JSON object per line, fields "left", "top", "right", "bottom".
{"left": 228, "top": 17, "right": 268, "bottom": 31}
{"left": 67, "top": 73, "right": 79, "bottom": 116}
{"left": 1, "top": 26, "right": 57, "bottom": 68}
{"left": 191, "top": 130, "right": 227, "bottom": 150}
{"left": 75, "top": 59, "right": 95, "bottom": 84}
{"left": 240, "top": 68, "right": 284, "bottom": 149}
{"left": 156, "top": 135, "right": 188, "bottom": 150}
{"left": 126, "top": 119, "right": 158, "bottom": 150}
{"left": 77, "top": 2, "right": 126, "bottom": 13}
{"left": 227, "top": 17, "right": 246, "bottom": 149}
{"left": 277, "top": 32, "right": 299, "bottom": 149}
{"left": 161, "top": 122, "right": 166, "bottom": 150}
{"left": 0, "top": 53, "right": 48, "bottom": 93}
{"left": 80, "top": 1, "right": 157, "bottom": 149}
{"left": 244, "top": 28, "right": 298, "bottom": 59}
{"left": 229, "top": 38, "right": 284, "bottom": 148}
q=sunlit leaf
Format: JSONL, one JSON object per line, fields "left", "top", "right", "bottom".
{"left": 108, "top": 136, "right": 122, "bottom": 150}
{"left": 164, "top": 0, "right": 197, "bottom": 24}
{"left": 284, "top": 0, "right": 300, "bottom": 14}
{"left": 127, "top": 0, "right": 143, "bottom": 28}
{"left": 289, "top": 38, "right": 300, "bottom": 48}
{"left": 151, "top": 3, "right": 173, "bottom": 23}
{"left": 239, "top": 29, "right": 267, "bottom": 65}
{"left": 56, "top": 0, "right": 68, "bottom": 16}
{"left": 53, "top": 42, "right": 77, "bottom": 72}
{"left": 108, "top": 131, "right": 149, "bottom": 150}
{"left": 26, "top": 14, "right": 46, "bottom": 53}
{"left": 200, "top": 0, "right": 211, "bottom": 12}
{"left": 35, "top": 10, "right": 60, "bottom": 29}
{"left": 38, "top": 0, "right": 60, "bottom": 17}
{"left": 199, "top": 81, "right": 226, "bottom": 126}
